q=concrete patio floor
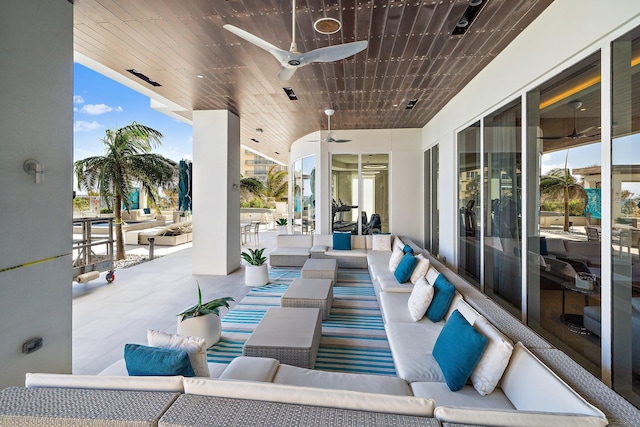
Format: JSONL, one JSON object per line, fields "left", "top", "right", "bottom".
{"left": 72, "top": 229, "right": 279, "bottom": 375}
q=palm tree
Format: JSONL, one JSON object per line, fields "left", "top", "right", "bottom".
{"left": 540, "top": 152, "right": 586, "bottom": 232}
{"left": 74, "top": 122, "right": 177, "bottom": 260}
{"left": 240, "top": 176, "right": 264, "bottom": 202}
{"left": 264, "top": 165, "right": 288, "bottom": 201}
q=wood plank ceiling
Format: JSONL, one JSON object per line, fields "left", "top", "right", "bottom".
{"left": 73, "top": 0, "right": 554, "bottom": 163}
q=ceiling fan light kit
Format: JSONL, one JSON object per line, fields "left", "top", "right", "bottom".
{"left": 314, "top": 17, "right": 342, "bottom": 35}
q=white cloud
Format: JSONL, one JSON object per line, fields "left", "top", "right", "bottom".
{"left": 79, "top": 103, "right": 123, "bottom": 115}
{"left": 73, "top": 95, "right": 85, "bottom": 104}
{"left": 74, "top": 120, "right": 102, "bottom": 132}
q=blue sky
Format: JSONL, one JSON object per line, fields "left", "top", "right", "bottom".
{"left": 73, "top": 63, "right": 193, "bottom": 163}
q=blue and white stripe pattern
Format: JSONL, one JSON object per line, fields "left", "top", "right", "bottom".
{"left": 207, "top": 267, "right": 396, "bottom": 376}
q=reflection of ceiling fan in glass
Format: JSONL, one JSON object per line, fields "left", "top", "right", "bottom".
{"left": 539, "top": 100, "right": 600, "bottom": 140}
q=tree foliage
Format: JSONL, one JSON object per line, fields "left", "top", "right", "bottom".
{"left": 540, "top": 166, "right": 586, "bottom": 231}
{"left": 74, "top": 122, "right": 177, "bottom": 260}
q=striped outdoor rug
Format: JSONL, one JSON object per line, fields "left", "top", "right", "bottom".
{"left": 207, "top": 267, "right": 397, "bottom": 376}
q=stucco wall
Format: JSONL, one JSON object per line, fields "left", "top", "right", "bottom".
{"left": 0, "top": 0, "right": 74, "bottom": 387}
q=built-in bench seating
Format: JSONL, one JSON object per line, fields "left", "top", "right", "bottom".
{"left": 4, "top": 234, "right": 640, "bottom": 425}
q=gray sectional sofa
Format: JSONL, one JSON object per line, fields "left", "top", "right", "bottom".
{"left": 4, "top": 234, "right": 640, "bottom": 426}
{"left": 269, "top": 233, "right": 369, "bottom": 268}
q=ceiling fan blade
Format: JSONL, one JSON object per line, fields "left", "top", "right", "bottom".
{"left": 577, "top": 125, "right": 596, "bottom": 135}
{"left": 277, "top": 66, "right": 298, "bottom": 81}
{"left": 537, "top": 135, "right": 565, "bottom": 140}
{"left": 223, "top": 24, "right": 290, "bottom": 62}
{"left": 300, "top": 40, "right": 368, "bottom": 64}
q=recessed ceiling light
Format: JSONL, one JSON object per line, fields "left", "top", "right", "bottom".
{"left": 283, "top": 87, "right": 297, "bottom": 100}
{"left": 196, "top": 74, "right": 204, "bottom": 79}
{"left": 255, "top": 128, "right": 263, "bottom": 134}
{"left": 314, "top": 17, "right": 342, "bottom": 35}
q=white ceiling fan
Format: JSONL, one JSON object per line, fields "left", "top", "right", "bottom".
{"left": 223, "top": 0, "right": 368, "bottom": 81}
{"left": 323, "top": 108, "right": 351, "bottom": 143}
{"left": 305, "top": 109, "right": 351, "bottom": 143}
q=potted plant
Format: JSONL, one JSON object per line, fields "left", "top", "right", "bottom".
{"left": 176, "top": 283, "right": 233, "bottom": 348}
{"left": 241, "top": 247, "right": 269, "bottom": 287}
{"left": 275, "top": 217, "right": 288, "bottom": 235}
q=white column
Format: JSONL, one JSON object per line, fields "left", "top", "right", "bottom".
{"left": 192, "top": 110, "right": 241, "bottom": 275}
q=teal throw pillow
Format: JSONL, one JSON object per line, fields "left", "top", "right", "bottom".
{"left": 426, "top": 274, "right": 456, "bottom": 322}
{"left": 124, "top": 344, "right": 195, "bottom": 377}
{"left": 333, "top": 232, "right": 351, "bottom": 250}
{"left": 403, "top": 244, "right": 414, "bottom": 255}
{"left": 394, "top": 253, "right": 417, "bottom": 283}
{"left": 433, "top": 310, "right": 488, "bottom": 391}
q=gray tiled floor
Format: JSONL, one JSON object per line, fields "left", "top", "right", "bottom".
{"left": 72, "top": 229, "right": 279, "bottom": 375}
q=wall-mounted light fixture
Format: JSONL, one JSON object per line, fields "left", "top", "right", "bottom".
{"left": 24, "top": 159, "right": 44, "bottom": 184}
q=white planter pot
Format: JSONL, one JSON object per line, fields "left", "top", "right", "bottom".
{"left": 245, "top": 264, "right": 269, "bottom": 287}
{"left": 177, "top": 313, "right": 221, "bottom": 348}
{"left": 276, "top": 225, "right": 288, "bottom": 235}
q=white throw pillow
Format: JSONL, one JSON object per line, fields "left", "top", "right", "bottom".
{"left": 407, "top": 276, "right": 435, "bottom": 321}
{"left": 388, "top": 247, "right": 404, "bottom": 272}
{"left": 372, "top": 234, "right": 392, "bottom": 251}
{"left": 410, "top": 254, "right": 430, "bottom": 284}
{"left": 147, "top": 329, "right": 209, "bottom": 377}
{"left": 392, "top": 236, "right": 405, "bottom": 252}
{"left": 470, "top": 316, "right": 514, "bottom": 395}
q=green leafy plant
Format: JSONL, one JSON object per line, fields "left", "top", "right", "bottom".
{"left": 177, "top": 283, "right": 233, "bottom": 321}
{"left": 275, "top": 218, "right": 288, "bottom": 226}
{"left": 241, "top": 248, "right": 267, "bottom": 266}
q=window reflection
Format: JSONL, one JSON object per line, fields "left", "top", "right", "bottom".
{"left": 483, "top": 100, "right": 522, "bottom": 315}
{"left": 612, "top": 25, "right": 640, "bottom": 406}
{"left": 458, "top": 122, "right": 481, "bottom": 286}
{"left": 527, "top": 52, "right": 602, "bottom": 377}
{"left": 331, "top": 154, "right": 389, "bottom": 235}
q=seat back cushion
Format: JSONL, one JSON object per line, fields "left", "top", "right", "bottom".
{"left": 312, "top": 234, "right": 333, "bottom": 247}
{"left": 183, "top": 378, "right": 435, "bottom": 417}
{"left": 500, "top": 342, "right": 606, "bottom": 418}
{"left": 352, "top": 235, "right": 367, "bottom": 249}
{"left": 434, "top": 406, "right": 608, "bottom": 427}
{"left": 425, "top": 266, "right": 440, "bottom": 286}
{"left": 219, "top": 356, "right": 280, "bottom": 382}
{"left": 25, "top": 372, "right": 185, "bottom": 392}
{"left": 278, "top": 234, "right": 313, "bottom": 248}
